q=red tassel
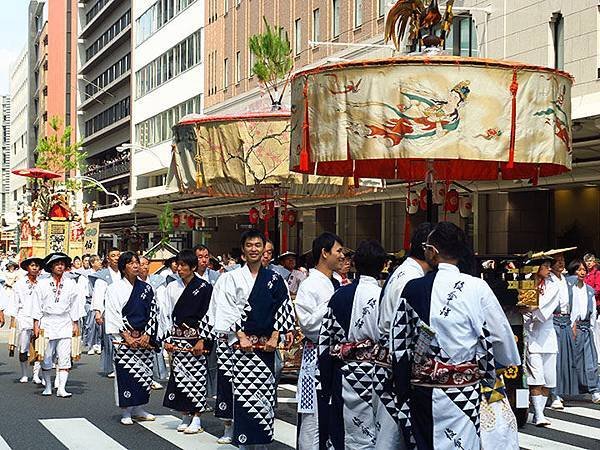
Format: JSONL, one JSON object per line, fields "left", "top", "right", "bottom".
{"left": 507, "top": 69, "right": 519, "bottom": 169}
{"left": 299, "top": 145, "right": 309, "bottom": 173}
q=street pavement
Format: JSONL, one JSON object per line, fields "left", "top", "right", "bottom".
{"left": 0, "top": 332, "right": 599, "bottom": 449}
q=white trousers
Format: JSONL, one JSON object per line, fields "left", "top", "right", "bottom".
{"left": 298, "top": 411, "right": 320, "bottom": 450}
{"left": 526, "top": 352, "right": 557, "bottom": 388}
{"left": 42, "top": 338, "right": 71, "bottom": 370}
{"left": 18, "top": 329, "right": 32, "bottom": 354}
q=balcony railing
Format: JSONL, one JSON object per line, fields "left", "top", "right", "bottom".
{"left": 84, "top": 157, "right": 130, "bottom": 182}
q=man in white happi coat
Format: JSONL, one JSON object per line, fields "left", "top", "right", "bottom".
{"left": 295, "top": 232, "right": 345, "bottom": 450}
{"left": 12, "top": 257, "right": 45, "bottom": 383}
{"left": 91, "top": 248, "right": 121, "bottom": 376}
{"left": 375, "top": 223, "right": 433, "bottom": 449}
{"left": 33, "top": 252, "right": 80, "bottom": 398}
{"left": 391, "top": 222, "right": 520, "bottom": 450}
{"left": 194, "top": 244, "right": 221, "bottom": 286}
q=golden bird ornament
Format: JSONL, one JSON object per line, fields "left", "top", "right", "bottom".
{"left": 385, "top": 0, "right": 455, "bottom": 50}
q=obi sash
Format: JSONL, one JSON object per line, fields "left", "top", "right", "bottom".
{"left": 411, "top": 357, "right": 481, "bottom": 388}
{"left": 330, "top": 338, "right": 391, "bottom": 367}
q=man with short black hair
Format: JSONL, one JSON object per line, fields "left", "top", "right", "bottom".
{"left": 318, "top": 240, "right": 388, "bottom": 448}
{"left": 193, "top": 244, "right": 220, "bottom": 285}
{"left": 374, "top": 223, "right": 434, "bottom": 448}
{"left": 162, "top": 249, "right": 213, "bottom": 434}
{"left": 390, "top": 222, "right": 519, "bottom": 449}
{"left": 296, "top": 231, "right": 345, "bottom": 450}
{"left": 12, "top": 257, "right": 45, "bottom": 383}
{"left": 91, "top": 247, "right": 121, "bottom": 377}
{"left": 211, "top": 230, "right": 295, "bottom": 447}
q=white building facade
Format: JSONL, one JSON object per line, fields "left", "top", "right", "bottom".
{"left": 131, "top": 0, "right": 204, "bottom": 204}
{"left": 8, "top": 47, "right": 28, "bottom": 226}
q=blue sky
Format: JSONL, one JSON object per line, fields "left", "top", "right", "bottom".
{"left": 0, "top": 1, "right": 29, "bottom": 95}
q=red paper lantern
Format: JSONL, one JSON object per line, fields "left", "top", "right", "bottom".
{"left": 444, "top": 189, "right": 459, "bottom": 213}
{"left": 286, "top": 210, "right": 297, "bottom": 226}
{"left": 249, "top": 207, "right": 259, "bottom": 224}
{"left": 419, "top": 188, "right": 428, "bottom": 211}
{"left": 173, "top": 214, "right": 181, "bottom": 228}
{"left": 186, "top": 215, "right": 195, "bottom": 228}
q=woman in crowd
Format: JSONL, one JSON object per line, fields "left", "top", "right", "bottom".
{"left": 567, "top": 259, "right": 600, "bottom": 403}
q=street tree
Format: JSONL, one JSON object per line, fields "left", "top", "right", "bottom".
{"left": 249, "top": 18, "right": 293, "bottom": 110}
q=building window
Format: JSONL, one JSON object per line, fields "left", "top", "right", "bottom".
{"left": 135, "top": 29, "right": 203, "bottom": 98}
{"left": 312, "top": 8, "right": 320, "bottom": 42}
{"left": 86, "top": 0, "right": 111, "bottom": 25}
{"left": 136, "top": 94, "right": 202, "bottom": 147}
{"left": 136, "top": 0, "right": 198, "bottom": 45}
{"left": 354, "top": 0, "right": 363, "bottom": 28}
{"left": 551, "top": 13, "right": 564, "bottom": 70}
{"left": 295, "top": 19, "right": 302, "bottom": 56}
{"left": 332, "top": 0, "right": 340, "bottom": 38}
{"left": 378, "top": 0, "right": 386, "bottom": 17}
{"left": 235, "top": 51, "right": 241, "bottom": 83}
{"left": 85, "top": 53, "right": 131, "bottom": 98}
{"left": 443, "top": 15, "right": 478, "bottom": 57}
{"left": 84, "top": 97, "right": 131, "bottom": 137}
{"left": 248, "top": 49, "right": 254, "bottom": 77}
{"left": 224, "top": 0, "right": 229, "bottom": 14}
{"left": 86, "top": 11, "right": 131, "bottom": 61}
{"left": 224, "top": 58, "right": 229, "bottom": 88}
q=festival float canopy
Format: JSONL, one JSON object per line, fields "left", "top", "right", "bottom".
{"left": 12, "top": 168, "right": 61, "bottom": 180}
{"left": 289, "top": 56, "right": 573, "bottom": 184}
{"left": 167, "top": 110, "right": 372, "bottom": 197}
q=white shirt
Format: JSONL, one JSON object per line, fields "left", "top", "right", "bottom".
{"left": 525, "top": 275, "right": 559, "bottom": 354}
{"left": 296, "top": 268, "right": 336, "bottom": 343}
{"left": 161, "top": 278, "right": 187, "bottom": 337}
{"left": 570, "top": 282, "right": 596, "bottom": 329}
{"left": 424, "top": 264, "right": 520, "bottom": 367}
{"left": 379, "top": 257, "right": 425, "bottom": 343}
{"left": 211, "top": 265, "right": 257, "bottom": 339}
{"left": 348, "top": 275, "right": 381, "bottom": 342}
{"left": 91, "top": 268, "right": 120, "bottom": 313}
{"left": 34, "top": 275, "right": 79, "bottom": 340}
{"left": 287, "top": 269, "right": 307, "bottom": 295}
{"left": 104, "top": 277, "right": 134, "bottom": 335}
{"left": 11, "top": 277, "right": 42, "bottom": 330}
{"left": 551, "top": 273, "right": 569, "bottom": 315}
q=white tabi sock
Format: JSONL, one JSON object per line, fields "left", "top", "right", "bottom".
{"left": 531, "top": 395, "right": 550, "bottom": 425}
{"left": 57, "top": 371, "right": 72, "bottom": 397}
{"left": 122, "top": 406, "right": 133, "bottom": 419}
{"left": 190, "top": 415, "right": 201, "bottom": 428}
{"left": 42, "top": 370, "right": 52, "bottom": 395}
{"left": 20, "top": 361, "right": 29, "bottom": 380}
{"left": 32, "top": 362, "right": 42, "bottom": 384}
{"left": 223, "top": 422, "right": 233, "bottom": 438}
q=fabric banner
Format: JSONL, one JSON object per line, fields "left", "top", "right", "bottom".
{"left": 167, "top": 113, "right": 369, "bottom": 198}
{"left": 46, "top": 221, "right": 69, "bottom": 254}
{"left": 289, "top": 57, "right": 573, "bottom": 181}
{"left": 82, "top": 222, "right": 100, "bottom": 255}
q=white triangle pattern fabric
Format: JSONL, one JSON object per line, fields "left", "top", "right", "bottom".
{"left": 444, "top": 384, "right": 481, "bottom": 434}
{"left": 115, "top": 346, "right": 154, "bottom": 392}
{"left": 232, "top": 350, "right": 276, "bottom": 437}
{"left": 171, "top": 342, "right": 208, "bottom": 410}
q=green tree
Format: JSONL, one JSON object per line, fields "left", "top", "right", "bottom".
{"left": 249, "top": 18, "right": 294, "bottom": 109}
{"left": 158, "top": 203, "right": 174, "bottom": 244}
{"left": 35, "top": 116, "right": 86, "bottom": 177}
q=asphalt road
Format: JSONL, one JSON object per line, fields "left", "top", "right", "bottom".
{"left": 0, "top": 347, "right": 297, "bottom": 450}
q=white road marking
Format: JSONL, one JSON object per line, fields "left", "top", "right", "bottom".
{"left": 278, "top": 384, "right": 298, "bottom": 392}
{"left": 277, "top": 397, "right": 298, "bottom": 403}
{"left": 558, "top": 406, "right": 600, "bottom": 421}
{"left": 137, "top": 415, "right": 236, "bottom": 449}
{"left": 541, "top": 417, "right": 600, "bottom": 440}
{"left": 273, "top": 418, "right": 297, "bottom": 448}
{"left": 39, "top": 418, "right": 127, "bottom": 450}
{"left": 519, "top": 433, "right": 586, "bottom": 449}
{"left": 0, "top": 434, "right": 11, "bottom": 450}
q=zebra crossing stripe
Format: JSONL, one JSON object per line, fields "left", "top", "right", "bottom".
{"left": 519, "top": 433, "right": 586, "bottom": 449}
{"left": 39, "top": 418, "right": 127, "bottom": 450}
{"left": 0, "top": 434, "right": 11, "bottom": 450}
{"left": 273, "top": 418, "right": 297, "bottom": 448}
{"left": 559, "top": 406, "right": 600, "bottom": 421}
{"left": 137, "top": 415, "right": 236, "bottom": 449}
{"left": 544, "top": 417, "right": 600, "bottom": 440}
{"left": 278, "top": 384, "right": 298, "bottom": 392}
